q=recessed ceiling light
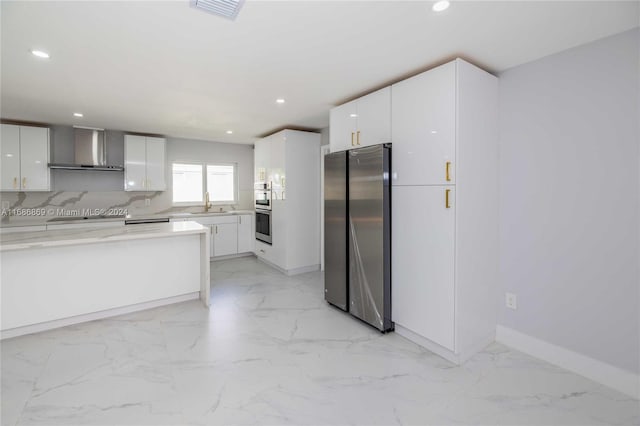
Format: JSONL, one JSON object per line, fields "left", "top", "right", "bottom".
{"left": 350, "top": 113, "right": 358, "bottom": 118}
{"left": 73, "top": 112, "right": 83, "bottom": 118}
{"left": 226, "top": 130, "right": 233, "bottom": 134}
{"left": 432, "top": 0, "right": 450, "bottom": 12}
{"left": 276, "top": 98, "right": 286, "bottom": 104}
{"left": 30, "top": 50, "right": 50, "bottom": 59}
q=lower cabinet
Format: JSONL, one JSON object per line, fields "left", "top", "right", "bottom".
{"left": 237, "top": 214, "right": 254, "bottom": 254}
{"left": 392, "top": 185, "right": 456, "bottom": 351}
{"left": 173, "top": 213, "right": 254, "bottom": 258}
{"left": 212, "top": 222, "right": 238, "bottom": 257}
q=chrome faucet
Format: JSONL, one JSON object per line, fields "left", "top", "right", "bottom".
{"left": 204, "top": 192, "right": 212, "bottom": 212}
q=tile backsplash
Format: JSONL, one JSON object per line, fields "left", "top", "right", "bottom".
{"left": 0, "top": 189, "right": 254, "bottom": 224}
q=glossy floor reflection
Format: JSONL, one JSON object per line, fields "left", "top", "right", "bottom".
{"left": 2, "top": 257, "right": 638, "bottom": 425}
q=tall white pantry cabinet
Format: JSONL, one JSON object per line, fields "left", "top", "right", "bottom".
{"left": 391, "top": 59, "right": 498, "bottom": 363}
{"left": 254, "top": 130, "right": 321, "bottom": 275}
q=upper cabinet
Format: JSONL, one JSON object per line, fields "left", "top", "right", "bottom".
{"left": 124, "top": 135, "right": 166, "bottom": 191}
{"left": 392, "top": 61, "right": 456, "bottom": 186}
{"left": 329, "top": 87, "right": 391, "bottom": 152}
{"left": 269, "top": 134, "right": 286, "bottom": 200}
{"left": 329, "top": 101, "right": 357, "bottom": 152}
{"left": 254, "top": 138, "right": 270, "bottom": 183}
{"left": 0, "top": 124, "right": 50, "bottom": 192}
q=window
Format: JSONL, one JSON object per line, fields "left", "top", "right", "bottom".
{"left": 172, "top": 163, "right": 203, "bottom": 203}
{"left": 207, "top": 164, "right": 236, "bottom": 203}
{"left": 172, "top": 162, "right": 237, "bottom": 205}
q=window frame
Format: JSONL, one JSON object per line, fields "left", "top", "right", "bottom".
{"left": 171, "top": 161, "right": 238, "bottom": 207}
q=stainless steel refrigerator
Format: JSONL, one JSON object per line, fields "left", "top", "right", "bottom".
{"left": 324, "top": 144, "right": 392, "bottom": 332}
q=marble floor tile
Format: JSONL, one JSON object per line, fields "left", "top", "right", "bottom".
{"left": 2, "top": 256, "right": 638, "bottom": 425}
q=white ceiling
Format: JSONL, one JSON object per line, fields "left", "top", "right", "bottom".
{"left": 1, "top": 1, "right": 638, "bottom": 144}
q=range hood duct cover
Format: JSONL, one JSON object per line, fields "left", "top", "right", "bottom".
{"left": 75, "top": 127, "right": 106, "bottom": 166}
{"left": 48, "top": 127, "right": 124, "bottom": 171}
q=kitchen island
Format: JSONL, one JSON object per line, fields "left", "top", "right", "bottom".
{"left": 0, "top": 221, "right": 210, "bottom": 339}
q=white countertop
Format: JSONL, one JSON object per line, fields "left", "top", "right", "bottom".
{"left": 0, "top": 220, "right": 208, "bottom": 252}
{"left": 0, "top": 210, "right": 255, "bottom": 228}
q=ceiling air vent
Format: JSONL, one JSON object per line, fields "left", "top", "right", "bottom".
{"left": 191, "top": 0, "right": 245, "bottom": 20}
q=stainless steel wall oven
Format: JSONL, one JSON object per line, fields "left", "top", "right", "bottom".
{"left": 255, "top": 209, "right": 272, "bottom": 245}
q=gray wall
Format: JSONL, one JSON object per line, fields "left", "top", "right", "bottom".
{"left": 157, "top": 136, "right": 254, "bottom": 211}
{"left": 320, "top": 127, "right": 330, "bottom": 146}
{"left": 498, "top": 28, "right": 639, "bottom": 373}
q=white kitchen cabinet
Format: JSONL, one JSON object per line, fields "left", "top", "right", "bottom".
{"left": 1, "top": 124, "right": 21, "bottom": 191}
{"left": 329, "top": 101, "right": 357, "bottom": 152}
{"left": 391, "top": 58, "right": 498, "bottom": 364}
{"left": 254, "top": 139, "right": 270, "bottom": 183}
{"left": 270, "top": 134, "right": 286, "bottom": 200}
{"left": 392, "top": 186, "right": 455, "bottom": 350}
{"left": 392, "top": 61, "right": 456, "bottom": 186}
{"left": 177, "top": 213, "right": 253, "bottom": 257}
{"left": 145, "top": 137, "right": 166, "bottom": 191}
{"left": 212, "top": 222, "right": 238, "bottom": 257}
{"left": 253, "top": 130, "right": 320, "bottom": 275}
{"left": 237, "top": 214, "right": 253, "bottom": 253}
{"left": 124, "top": 135, "right": 166, "bottom": 191}
{"left": 0, "top": 124, "right": 50, "bottom": 191}
{"left": 329, "top": 87, "right": 391, "bottom": 152}
{"left": 356, "top": 87, "right": 392, "bottom": 148}
{"left": 254, "top": 240, "right": 274, "bottom": 264}
{"left": 124, "top": 135, "right": 147, "bottom": 191}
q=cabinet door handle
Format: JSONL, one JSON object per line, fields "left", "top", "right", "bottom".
{"left": 239, "top": 216, "right": 241, "bottom": 225}
{"left": 215, "top": 225, "right": 218, "bottom": 234}
{"left": 13, "top": 177, "right": 17, "bottom": 189}
{"left": 357, "top": 130, "right": 361, "bottom": 145}
{"left": 445, "top": 189, "right": 451, "bottom": 209}
{"left": 351, "top": 132, "right": 355, "bottom": 146}
{"left": 445, "top": 161, "right": 451, "bottom": 182}
{"left": 22, "top": 177, "right": 26, "bottom": 189}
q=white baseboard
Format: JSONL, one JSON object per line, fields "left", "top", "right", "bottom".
{"left": 211, "top": 252, "right": 254, "bottom": 262}
{"left": 286, "top": 264, "right": 320, "bottom": 276}
{"left": 395, "top": 324, "right": 494, "bottom": 365}
{"left": 256, "top": 256, "right": 319, "bottom": 276}
{"left": 1, "top": 292, "right": 200, "bottom": 340}
{"left": 496, "top": 325, "right": 639, "bottom": 399}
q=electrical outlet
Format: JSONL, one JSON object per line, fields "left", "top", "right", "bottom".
{"left": 505, "top": 293, "right": 517, "bottom": 310}
{"left": 145, "top": 198, "right": 151, "bottom": 207}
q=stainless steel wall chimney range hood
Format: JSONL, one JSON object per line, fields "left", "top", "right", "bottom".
{"left": 49, "top": 127, "right": 124, "bottom": 171}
